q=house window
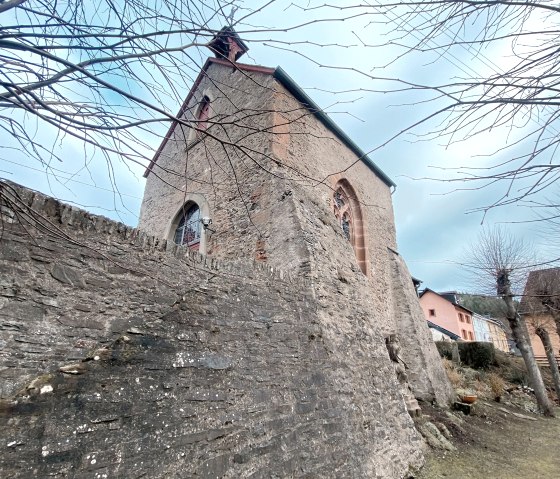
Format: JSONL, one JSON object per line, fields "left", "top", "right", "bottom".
{"left": 458, "top": 313, "right": 464, "bottom": 322}
{"left": 462, "top": 329, "right": 467, "bottom": 339}
{"left": 466, "top": 316, "right": 471, "bottom": 324}
{"left": 174, "top": 203, "right": 201, "bottom": 249}
{"left": 429, "top": 309, "right": 436, "bottom": 317}
{"left": 332, "top": 179, "right": 368, "bottom": 275}
{"left": 468, "top": 331, "right": 474, "bottom": 340}
{"left": 195, "top": 96, "right": 211, "bottom": 137}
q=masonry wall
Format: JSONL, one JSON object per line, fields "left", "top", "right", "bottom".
{"left": 0, "top": 182, "right": 425, "bottom": 478}
{"left": 138, "top": 63, "right": 308, "bottom": 273}
{"left": 138, "top": 61, "right": 453, "bottom": 406}
{"left": 269, "top": 80, "right": 453, "bottom": 404}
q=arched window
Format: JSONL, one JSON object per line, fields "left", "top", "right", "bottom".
{"left": 334, "top": 188, "right": 353, "bottom": 242}
{"left": 195, "top": 96, "right": 211, "bottom": 138}
{"left": 332, "top": 180, "right": 368, "bottom": 275}
{"left": 174, "top": 203, "right": 201, "bottom": 249}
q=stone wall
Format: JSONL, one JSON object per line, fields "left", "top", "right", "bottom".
{"left": 138, "top": 59, "right": 453, "bottom": 407}
{"left": 1, "top": 181, "right": 425, "bottom": 478}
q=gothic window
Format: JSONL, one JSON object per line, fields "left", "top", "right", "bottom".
{"left": 195, "top": 96, "right": 211, "bottom": 137}
{"left": 341, "top": 213, "right": 351, "bottom": 241}
{"left": 174, "top": 203, "right": 201, "bottom": 249}
{"left": 332, "top": 180, "right": 368, "bottom": 275}
{"left": 333, "top": 187, "right": 352, "bottom": 243}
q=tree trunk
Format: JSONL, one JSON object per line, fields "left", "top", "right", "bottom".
{"left": 502, "top": 294, "right": 555, "bottom": 416}
{"left": 553, "top": 313, "right": 560, "bottom": 347}
{"left": 535, "top": 327, "right": 560, "bottom": 402}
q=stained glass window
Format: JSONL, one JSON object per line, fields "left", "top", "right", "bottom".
{"left": 174, "top": 204, "right": 201, "bottom": 247}
{"left": 342, "top": 213, "right": 350, "bottom": 240}
{"left": 334, "top": 190, "right": 345, "bottom": 208}
{"left": 333, "top": 187, "right": 352, "bottom": 242}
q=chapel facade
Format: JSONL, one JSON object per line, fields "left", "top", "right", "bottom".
{"left": 138, "top": 27, "right": 453, "bottom": 474}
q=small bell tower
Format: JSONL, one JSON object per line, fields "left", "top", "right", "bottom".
{"left": 208, "top": 26, "right": 248, "bottom": 62}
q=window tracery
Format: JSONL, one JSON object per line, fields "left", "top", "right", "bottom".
{"left": 333, "top": 187, "right": 352, "bottom": 243}
{"left": 332, "top": 180, "right": 368, "bottom": 275}
{"left": 174, "top": 203, "right": 201, "bottom": 249}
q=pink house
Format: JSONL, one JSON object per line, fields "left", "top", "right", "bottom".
{"left": 419, "top": 289, "right": 476, "bottom": 341}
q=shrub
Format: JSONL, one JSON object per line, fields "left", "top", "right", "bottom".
{"left": 457, "top": 342, "right": 495, "bottom": 370}
{"left": 442, "top": 359, "right": 463, "bottom": 387}
{"left": 486, "top": 372, "right": 505, "bottom": 398}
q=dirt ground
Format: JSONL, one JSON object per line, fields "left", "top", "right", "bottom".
{"left": 416, "top": 401, "right": 560, "bottom": 479}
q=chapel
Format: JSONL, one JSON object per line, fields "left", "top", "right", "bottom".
{"left": 0, "top": 27, "right": 453, "bottom": 479}
{"left": 139, "top": 27, "right": 451, "bottom": 409}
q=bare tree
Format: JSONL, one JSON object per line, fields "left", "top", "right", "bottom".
{"left": 0, "top": 0, "right": 358, "bottom": 216}
{"left": 466, "top": 226, "right": 555, "bottom": 416}
{"left": 4, "top": 1, "right": 560, "bottom": 221}
{"left": 292, "top": 2, "right": 560, "bottom": 218}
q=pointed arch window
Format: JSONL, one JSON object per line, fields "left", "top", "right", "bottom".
{"left": 332, "top": 180, "right": 368, "bottom": 275}
{"left": 195, "top": 96, "right": 211, "bottom": 138}
{"left": 174, "top": 203, "right": 201, "bottom": 249}
{"left": 333, "top": 187, "right": 353, "bottom": 243}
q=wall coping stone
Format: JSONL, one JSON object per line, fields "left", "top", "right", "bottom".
{"left": 0, "top": 179, "right": 309, "bottom": 286}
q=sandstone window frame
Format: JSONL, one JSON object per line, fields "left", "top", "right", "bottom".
{"left": 168, "top": 194, "right": 211, "bottom": 254}
{"left": 189, "top": 92, "right": 214, "bottom": 142}
{"left": 332, "top": 179, "right": 368, "bottom": 275}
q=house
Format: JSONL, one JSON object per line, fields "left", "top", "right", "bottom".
{"left": 472, "top": 313, "right": 510, "bottom": 352}
{"left": 519, "top": 268, "right": 560, "bottom": 365}
{"left": 419, "top": 289, "right": 476, "bottom": 341}
{"left": 427, "top": 321, "right": 461, "bottom": 341}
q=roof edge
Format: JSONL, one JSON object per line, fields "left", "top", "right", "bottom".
{"left": 273, "top": 66, "right": 395, "bottom": 188}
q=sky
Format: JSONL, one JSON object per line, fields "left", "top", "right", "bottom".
{"left": 2, "top": 0, "right": 558, "bottom": 293}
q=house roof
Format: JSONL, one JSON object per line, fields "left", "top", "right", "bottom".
{"left": 143, "top": 57, "right": 396, "bottom": 188}
{"left": 419, "top": 288, "right": 475, "bottom": 315}
{"left": 519, "top": 267, "right": 560, "bottom": 315}
{"left": 472, "top": 312, "right": 507, "bottom": 331}
{"left": 427, "top": 321, "right": 461, "bottom": 341}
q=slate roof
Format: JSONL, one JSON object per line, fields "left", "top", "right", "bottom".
{"left": 427, "top": 321, "right": 461, "bottom": 341}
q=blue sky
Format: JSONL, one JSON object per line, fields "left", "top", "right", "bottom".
{"left": 2, "top": 1, "right": 557, "bottom": 293}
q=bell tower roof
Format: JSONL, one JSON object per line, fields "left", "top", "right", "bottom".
{"left": 208, "top": 26, "right": 248, "bottom": 62}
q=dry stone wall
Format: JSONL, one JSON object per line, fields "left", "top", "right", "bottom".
{"left": 0, "top": 181, "right": 424, "bottom": 478}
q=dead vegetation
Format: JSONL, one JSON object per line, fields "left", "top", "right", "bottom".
{"left": 414, "top": 350, "right": 560, "bottom": 478}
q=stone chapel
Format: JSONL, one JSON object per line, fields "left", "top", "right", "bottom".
{"left": 0, "top": 27, "right": 452, "bottom": 479}
{"left": 140, "top": 26, "right": 452, "bottom": 408}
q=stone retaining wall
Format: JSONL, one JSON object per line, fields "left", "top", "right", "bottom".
{"left": 0, "top": 181, "right": 424, "bottom": 478}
